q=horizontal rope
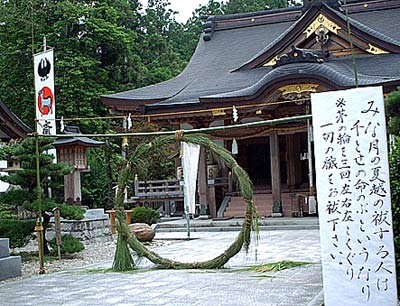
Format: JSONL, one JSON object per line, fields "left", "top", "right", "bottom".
{"left": 33, "top": 114, "right": 312, "bottom": 138}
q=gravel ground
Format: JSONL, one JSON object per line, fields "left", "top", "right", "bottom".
{"left": 1, "top": 237, "right": 175, "bottom": 284}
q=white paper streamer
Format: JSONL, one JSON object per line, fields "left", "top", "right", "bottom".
{"left": 181, "top": 142, "right": 200, "bottom": 214}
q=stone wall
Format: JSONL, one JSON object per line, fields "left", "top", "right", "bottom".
{"left": 46, "top": 209, "right": 112, "bottom": 243}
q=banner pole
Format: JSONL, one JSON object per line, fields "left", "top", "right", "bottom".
{"left": 35, "top": 131, "right": 45, "bottom": 274}
{"left": 31, "top": 2, "right": 45, "bottom": 274}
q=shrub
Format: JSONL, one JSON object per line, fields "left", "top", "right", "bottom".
{"left": 0, "top": 219, "right": 35, "bottom": 248}
{"left": 0, "top": 203, "right": 16, "bottom": 219}
{"left": 59, "top": 204, "right": 85, "bottom": 220}
{"left": 131, "top": 207, "right": 159, "bottom": 225}
{"left": 50, "top": 234, "right": 84, "bottom": 255}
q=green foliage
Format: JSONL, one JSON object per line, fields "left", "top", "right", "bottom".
{"left": 0, "top": 203, "right": 15, "bottom": 219}
{"left": 0, "top": 219, "right": 35, "bottom": 248}
{"left": 59, "top": 204, "right": 85, "bottom": 220}
{"left": 82, "top": 146, "right": 122, "bottom": 209}
{"left": 236, "top": 260, "right": 314, "bottom": 273}
{"left": 0, "top": 137, "right": 81, "bottom": 253}
{"left": 0, "top": 189, "right": 32, "bottom": 207}
{"left": 0, "top": 137, "right": 71, "bottom": 194}
{"left": 124, "top": 122, "right": 175, "bottom": 181}
{"left": 50, "top": 234, "right": 85, "bottom": 255}
{"left": 389, "top": 138, "right": 400, "bottom": 293}
{"left": 131, "top": 207, "right": 160, "bottom": 225}
{"left": 386, "top": 87, "right": 400, "bottom": 135}
{"left": 223, "top": 0, "right": 288, "bottom": 14}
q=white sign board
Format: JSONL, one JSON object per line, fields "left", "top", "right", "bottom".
{"left": 34, "top": 49, "right": 56, "bottom": 136}
{"left": 311, "top": 87, "right": 397, "bottom": 306}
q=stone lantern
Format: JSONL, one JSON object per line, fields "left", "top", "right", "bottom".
{"left": 54, "top": 126, "right": 103, "bottom": 205}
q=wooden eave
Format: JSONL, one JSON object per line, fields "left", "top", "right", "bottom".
{"left": 0, "top": 101, "right": 31, "bottom": 139}
{"left": 102, "top": 96, "right": 165, "bottom": 113}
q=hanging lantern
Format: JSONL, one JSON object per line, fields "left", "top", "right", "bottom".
{"left": 232, "top": 138, "right": 238, "bottom": 155}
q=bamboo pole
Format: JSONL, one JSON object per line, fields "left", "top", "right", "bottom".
{"left": 34, "top": 114, "right": 312, "bottom": 139}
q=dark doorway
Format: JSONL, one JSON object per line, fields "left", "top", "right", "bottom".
{"left": 237, "top": 137, "right": 271, "bottom": 188}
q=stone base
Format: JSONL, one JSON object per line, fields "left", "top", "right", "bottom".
{"left": 0, "top": 238, "right": 10, "bottom": 258}
{"left": 271, "top": 212, "right": 283, "bottom": 218}
{"left": 198, "top": 214, "right": 210, "bottom": 220}
{"left": 0, "top": 256, "right": 22, "bottom": 281}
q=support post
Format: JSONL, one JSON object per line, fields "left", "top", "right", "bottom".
{"left": 286, "top": 134, "right": 301, "bottom": 190}
{"left": 34, "top": 133, "right": 45, "bottom": 274}
{"left": 208, "top": 180, "right": 217, "bottom": 218}
{"left": 53, "top": 207, "right": 62, "bottom": 260}
{"left": 198, "top": 148, "right": 209, "bottom": 219}
{"left": 270, "top": 131, "right": 282, "bottom": 217}
{"left": 106, "top": 210, "right": 116, "bottom": 234}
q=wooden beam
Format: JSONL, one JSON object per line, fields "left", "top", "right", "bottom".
{"left": 198, "top": 147, "right": 209, "bottom": 216}
{"left": 269, "top": 131, "right": 281, "bottom": 208}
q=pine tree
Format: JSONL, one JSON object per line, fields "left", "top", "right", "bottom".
{"left": 0, "top": 137, "right": 84, "bottom": 253}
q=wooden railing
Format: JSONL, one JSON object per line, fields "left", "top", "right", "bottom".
{"left": 129, "top": 176, "right": 232, "bottom": 217}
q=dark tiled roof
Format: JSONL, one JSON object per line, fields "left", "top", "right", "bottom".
{"left": 102, "top": 0, "right": 400, "bottom": 112}
{"left": 203, "top": 55, "right": 400, "bottom": 100}
{"left": 54, "top": 136, "right": 103, "bottom": 147}
{"left": 350, "top": 7, "right": 400, "bottom": 42}
{"left": 0, "top": 99, "right": 31, "bottom": 138}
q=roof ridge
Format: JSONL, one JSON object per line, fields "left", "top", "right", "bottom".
{"left": 233, "top": 1, "right": 400, "bottom": 71}
{"left": 202, "top": 0, "right": 400, "bottom": 39}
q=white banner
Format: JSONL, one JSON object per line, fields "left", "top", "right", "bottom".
{"left": 311, "top": 87, "right": 397, "bottom": 306}
{"left": 34, "top": 49, "right": 55, "bottom": 136}
{"left": 182, "top": 142, "right": 200, "bottom": 214}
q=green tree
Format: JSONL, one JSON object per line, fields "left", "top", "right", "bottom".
{"left": 0, "top": 137, "right": 84, "bottom": 252}
{"left": 137, "top": 0, "right": 186, "bottom": 84}
{"left": 81, "top": 144, "right": 122, "bottom": 209}
{"left": 223, "top": 0, "right": 288, "bottom": 14}
{"left": 0, "top": 0, "right": 144, "bottom": 133}
{"left": 386, "top": 87, "right": 400, "bottom": 135}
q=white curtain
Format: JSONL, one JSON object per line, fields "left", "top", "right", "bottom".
{"left": 181, "top": 142, "right": 200, "bottom": 214}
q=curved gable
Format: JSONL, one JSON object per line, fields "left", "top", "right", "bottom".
{"left": 236, "top": 1, "right": 400, "bottom": 70}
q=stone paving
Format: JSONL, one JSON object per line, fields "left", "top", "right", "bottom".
{"left": 0, "top": 230, "right": 323, "bottom": 306}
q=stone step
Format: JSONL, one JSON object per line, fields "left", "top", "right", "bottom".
{"left": 158, "top": 218, "right": 319, "bottom": 228}
{"left": 157, "top": 224, "right": 319, "bottom": 233}
{"left": 0, "top": 238, "right": 10, "bottom": 258}
{"left": 0, "top": 256, "right": 22, "bottom": 281}
{"left": 226, "top": 194, "right": 306, "bottom": 218}
{"left": 0, "top": 238, "right": 21, "bottom": 281}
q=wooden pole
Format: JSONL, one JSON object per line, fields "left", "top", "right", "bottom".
{"left": 270, "top": 131, "right": 282, "bottom": 216}
{"left": 35, "top": 133, "right": 45, "bottom": 274}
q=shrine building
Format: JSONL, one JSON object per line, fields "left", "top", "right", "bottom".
{"left": 102, "top": 0, "right": 400, "bottom": 218}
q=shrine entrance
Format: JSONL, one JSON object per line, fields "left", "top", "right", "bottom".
{"left": 237, "top": 137, "right": 271, "bottom": 189}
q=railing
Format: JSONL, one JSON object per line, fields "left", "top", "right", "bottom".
{"left": 130, "top": 176, "right": 232, "bottom": 217}
{"left": 133, "top": 179, "right": 184, "bottom": 201}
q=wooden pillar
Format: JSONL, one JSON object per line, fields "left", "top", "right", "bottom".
{"left": 286, "top": 134, "right": 301, "bottom": 190}
{"left": 198, "top": 147, "right": 209, "bottom": 217}
{"left": 208, "top": 183, "right": 217, "bottom": 218}
{"left": 270, "top": 131, "right": 282, "bottom": 215}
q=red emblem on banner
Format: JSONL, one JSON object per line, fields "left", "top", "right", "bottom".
{"left": 37, "top": 86, "right": 54, "bottom": 115}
